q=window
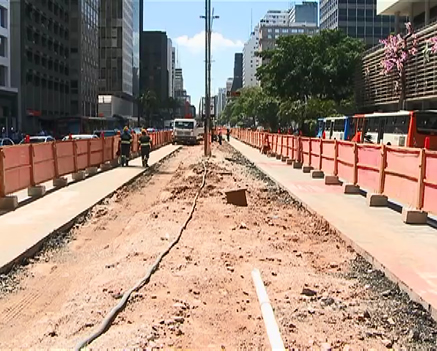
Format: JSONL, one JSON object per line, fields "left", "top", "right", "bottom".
{"left": 416, "top": 112, "right": 437, "bottom": 134}
{"left": 366, "top": 117, "right": 379, "bottom": 133}
{"left": 333, "top": 119, "right": 345, "bottom": 132}
{"left": 0, "top": 6, "right": 7, "bottom": 29}
{"left": 384, "top": 116, "right": 408, "bottom": 134}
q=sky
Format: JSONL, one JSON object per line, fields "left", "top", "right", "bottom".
{"left": 143, "top": 0, "right": 292, "bottom": 107}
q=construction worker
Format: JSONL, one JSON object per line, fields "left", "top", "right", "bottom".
{"left": 120, "top": 126, "right": 132, "bottom": 167}
{"left": 138, "top": 129, "right": 152, "bottom": 167}
{"left": 226, "top": 128, "right": 230, "bottom": 142}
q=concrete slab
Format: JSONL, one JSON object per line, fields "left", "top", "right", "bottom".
{"left": 0, "top": 145, "right": 181, "bottom": 274}
{"left": 230, "top": 138, "right": 437, "bottom": 321}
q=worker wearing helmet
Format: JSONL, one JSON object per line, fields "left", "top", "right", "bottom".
{"left": 120, "top": 126, "right": 132, "bottom": 167}
{"left": 138, "top": 129, "right": 152, "bottom": 167}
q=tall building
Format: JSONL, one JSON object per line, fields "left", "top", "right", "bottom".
{"left": 98, "top": 0, "right": 135, "bottom": 118}
{"left": 174, "top": 68, "right": 183, "bottom": 93}
{"left": 243, "top": 26, "right": 260, "bottom": 88}
{"left": 231, "top": 53, "right": 243, "bottom": 92}
{"left": 167, "top": 39, "right": 174, "bottom": 98}
{"left": 11, "top": 0, "right": 70, "bottom": 133}
{"left": 320, "top": 0, "right": 407, "bottom": 47}
{"left": 69, "top": 0, "right": 99, "bottom": 118}
{"left": 171, "top": 47, "right": 176, "bottom": 98}
{"left": 259, "top": 10, "right": 289, "bottom": 27}
{"left": 140, "top": 31, "right": 169, "bottom": 104}
{"left": 226, "top": 78, "right": 233, "bottom": 93}
{"left": 0, "top": 0, "right": 17, "bottom": 132}
{"left": 217, "top": 87, "right": 227, "bottom": 116}
{"left": 133, "top": 0, "right": 140, "bottom": 99}
{"left": 258, "top": 23, "right": 319, "bottom": 52}
{"left": 289, "top": 1, "right": 318, "bottom": 24}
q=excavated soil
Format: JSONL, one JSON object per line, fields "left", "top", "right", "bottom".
{"left": 0, "top": 143, "right": 435, "bottom": 350}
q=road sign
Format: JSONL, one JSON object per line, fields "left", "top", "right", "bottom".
{"left": 226, "top": 91, "right": 241, "bottom": 97}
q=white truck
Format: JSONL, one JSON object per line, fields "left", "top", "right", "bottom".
{"left": 172, "top": 118, "right": 201, "bottom": 145}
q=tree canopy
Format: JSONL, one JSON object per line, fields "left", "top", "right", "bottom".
{"left": 220, "top": 29, "right": 364, "bottom": 134}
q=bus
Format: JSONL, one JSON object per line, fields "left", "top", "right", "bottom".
{"left": 317, "top": 116, "right": 354, "bottom": 140}
{"left": 352, "top": 110, "right": 437, "bottom": 149}
{"left": 54, "top": 116, "right": 134, "bottom": 138}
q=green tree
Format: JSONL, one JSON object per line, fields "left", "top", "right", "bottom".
{"left": 138, "top": 90, "right": 158, "bottom": 127}
{"left": 256, "top": 29, "right": 364, "bottom": 104}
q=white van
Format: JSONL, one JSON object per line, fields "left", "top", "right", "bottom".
{"left": 173, "top": 118, "right": 200, "bottom": 145}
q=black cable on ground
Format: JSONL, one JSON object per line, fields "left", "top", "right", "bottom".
{"left": 74, "top": 160, "right": 208, "bottom": 351}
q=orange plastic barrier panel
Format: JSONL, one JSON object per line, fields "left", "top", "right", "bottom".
{"left": 310, "top": 138, "right": 321, "bottom": 169}
{"left": 0, "top": 145, "right": 32, "bottom": 196}
{"left": 103, "top": 138, "right": 113, "bottom": 163}
{"left": 337, "top": 141, "right": 355, "bottom": 184}
{"left": 32, "top": 143, "right": 56, "bottom": 185}
{"left": 320, "top": 140, "right": 335, "bottom": 175}
{"left": 56, "top": 141, "right": 75, "bottom": 177}
{"left": 301, "top": 138, "right": 310, "bottom": 165}
{"left": 423, "top": 151, "right": 437, "bottom": 214}
{"left": 384, "top": 147, "right": 420, "bottom": 208}
{"left": 89, "top": 139, "right": 103, "bottom": 167}
{"left": 356, "top": 144, "right": 381, "bottom": 193}
{"left": 76, "top": 139, "right": 89, "bottom": 170}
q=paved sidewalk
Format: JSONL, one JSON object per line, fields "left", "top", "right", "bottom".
{"left": 230, "top": 138, "right": 437, "bottom": 320}
{"left": 0, "top": 145, "right": 181, "bottom": 274}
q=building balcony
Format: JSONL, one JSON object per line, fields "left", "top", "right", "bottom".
{"left": 356, "top": 20, "right": 437, "bottom": 109}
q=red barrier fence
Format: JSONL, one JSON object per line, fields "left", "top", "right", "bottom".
{"left": 232, "top": 129, "right": 437, "bottom": 219}
{"left": 0, "top": 131, "right": 172, "bottom": 197}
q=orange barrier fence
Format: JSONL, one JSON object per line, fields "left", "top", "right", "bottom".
{"left": 232, "top": 129, "right": 437, "bottom": 219}
{"left": 0, "top": 131, "right": 172, "bottom": 197}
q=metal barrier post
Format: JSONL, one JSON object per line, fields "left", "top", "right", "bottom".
{"left": 378, "top": 144, "right": 387, "bottom": 194}
{"left": 353, "top": 143, "right": 358, "bottom": 185}
{"left": 0, "top": 149, "right": 5, "bottom": 197}
{"left": 333, "top": 139, "right": 338, "bottom": 176}
{"left": 319, "top": 139, "right": 323, "bottom": 170}
{"left": 416, "top": 148, "right": 426, "bottom": 210}
{"left": 29, "top": 145, "right": 35, "bottom": 186}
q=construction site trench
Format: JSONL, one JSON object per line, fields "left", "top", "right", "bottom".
{"left": 0, "top": 143, "right": 436, "bottom": 350}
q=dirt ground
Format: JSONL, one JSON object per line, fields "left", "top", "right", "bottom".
{"left": 0, "top": 142, "right": 436, "bottom": 350}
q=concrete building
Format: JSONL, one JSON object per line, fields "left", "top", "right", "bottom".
{"left": 226, "top": 78, "right": 233, "bottom": 93}
{"left": 320, "top": 0, "right": 407, "bottom": 47}
{"left": 258, "top": 23, "right": 318, "bottom": 64}
{"left": 242, "top": 26, "right": 260, "bottom": 88}
{"left": 133, "top": 0, "right": 140, "bottom": 100}
{"left": 259, "top": 10, "right": 289, "bottom": 27}
{"left": 69, "top": 0, "right": 99, "bottom": 118}
{"left": 289, "top": 1, "right": 318, "bottom": 25}
{"left": 171, "top": 47, "right": 176, "bottom": 98}
{"left": 140, "top": 31, "right": 169, "bottom": 104}
{"left": 231, "top": 53, "right": 243, "bottom": 92}
{"left": 10, "top": 0, "right": 70, "bottom": 133}
{"left": 217, "top": 87, "right": 227, "bottom": 116}
{"left": 167, "top": 39, "right": 174, "bottom": 98}
{"left": 356, "top": 0, "right": 437, "bottom": 110}
{"left": 174, "top": 68, "right": 184, "bottom": 94}
{"left": 98, "top": 0, "right": 135, "bottom": 118}
{"left": 0, "top": 0, "right": 17, "bottom": 133}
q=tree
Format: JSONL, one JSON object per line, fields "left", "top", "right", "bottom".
{"left": 380, "top": 22, "right": 417, "bottom": 109}
{"left": 138, "top": 90, "right": 158, "bottom": 127}
{"left": 256, "top": 29, "right": 364, "bottom": 104}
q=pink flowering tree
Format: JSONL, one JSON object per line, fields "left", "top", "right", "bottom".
{"left": 424, "top": 36, "right": 437, "bottom": 61}
{"left": 379, "top": 22, "right": 418, "bottom": 109}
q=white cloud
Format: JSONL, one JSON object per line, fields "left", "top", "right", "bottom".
{"left": 175, "top": 31, "right": 243, "bottom": 54}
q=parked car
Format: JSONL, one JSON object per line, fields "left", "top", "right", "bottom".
{"left": 19, "top": 136, "right": 55, "bottom": 144}
{"left": 0, "top": 138, "right": 14, "bottom": 146}
{"left": 62, "top": 134, "right": 98, "bottom": 141}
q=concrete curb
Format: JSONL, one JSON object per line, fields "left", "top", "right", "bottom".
{"left": 229, "top": 139, "right": 437, "bottom": 322}
{"left": 0, "top": 146, "right": 182, "bottom": 275}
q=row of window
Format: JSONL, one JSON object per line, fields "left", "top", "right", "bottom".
{"left": 25, "top": 3, "right": 69, "bottom": 37}
{"left": 26, "top": 73, "right": 70, "bottom": 93}
{"left": 26, "top": 27, "right": 69, "bottom": 59}
{"left": 26, "top": 50, "right": 69, "bottom": 76}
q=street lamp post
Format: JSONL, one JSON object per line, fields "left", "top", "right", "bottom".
{"left": 201, "top": 0, "right": 218, "bottom": 157}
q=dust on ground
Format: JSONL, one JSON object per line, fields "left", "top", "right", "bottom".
{"left": 0, "top": 142, "right": 435, "bottom": 350}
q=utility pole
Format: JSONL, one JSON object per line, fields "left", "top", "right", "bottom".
{"left": 201, "top": 0, "right": 218, "bottom": 157}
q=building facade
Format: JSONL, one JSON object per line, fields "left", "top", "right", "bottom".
{"left": 320, "top": 0, "right": 407, "bottom": 47}
{"left": 231, "top": 53, "right": 243, "bottom": 92}
{"left": 242, "top": 26, "right": 260, "bottom": 88}
{"left": 167, "top": 38, "right": 174, "bottom": 97}
{"left": 217, "top": 87, "right": 226, "bottom": 116}
{"left": 258, "top": 23, "right": 319, "bottom": 65}
{"left": 70, "top": 0, "right": 99, "bottom": 118}
{"left": 0, "top": 0, "right": 17, "bottom": 133}
{"left": 260, "top": 10, "right": 289, "bottom": 27}
{"left": 356, "top": 0, "right": 437, "bottom": 111}
{"left": 98, "top": 0, "right": 135, "bottom": 118}
{"left": 11, "top": 0, "right": 70, "bottom": 133}
{"left": 140, "top": 31, "right": 169, "bottom": 104}
{"left": 226, "top": 78, "right": 233, "bottom": 93}
{"left": 289, "top": 1, "right": 318, "bottom": 24}
{"left": 174, "top": 68, "right": 183, "bottom": 93}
